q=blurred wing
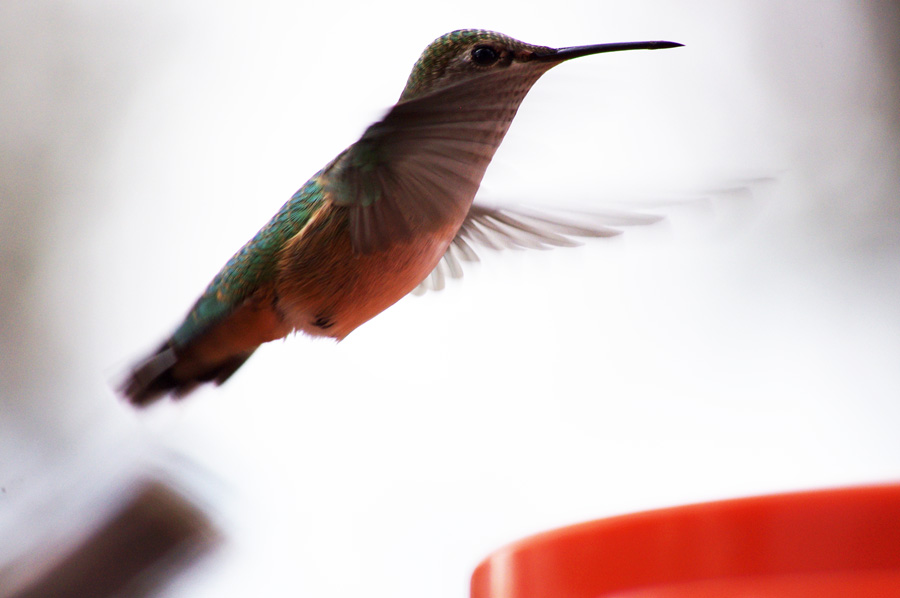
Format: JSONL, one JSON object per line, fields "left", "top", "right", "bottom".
{"left": 412, "top": 203, "right": 661, "bottom": 294}
{"left": 325, "top": 66, "right": 551, "bottom": 253}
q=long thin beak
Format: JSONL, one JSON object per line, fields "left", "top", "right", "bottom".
{"left": 534, "top": 40, "right": 683, "bottom": 62}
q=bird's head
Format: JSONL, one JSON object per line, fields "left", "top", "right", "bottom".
{"left": 399, "top": 29, "right": 682, "bottom": 102}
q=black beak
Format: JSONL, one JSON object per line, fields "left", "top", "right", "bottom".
{"left": 534, "top": 40, "right": 683, "bottom": 62}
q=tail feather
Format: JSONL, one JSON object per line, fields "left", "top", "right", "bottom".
{"left": 121, "top": 343, "right": 255, "bottom": 407}
{"left": 121, "top": 293, "right": 290, "bottom": 406}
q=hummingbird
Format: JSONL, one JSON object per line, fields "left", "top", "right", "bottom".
{"left": 122, "top": 29, "right": 682, "bottom": 405}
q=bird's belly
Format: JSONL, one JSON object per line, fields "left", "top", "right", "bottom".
{"left": 274, "top": 208, "right": 458, "bottom": 340}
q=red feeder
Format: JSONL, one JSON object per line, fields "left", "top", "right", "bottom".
{"left": 472, "top": 484, "right": 900, "bottom": 597}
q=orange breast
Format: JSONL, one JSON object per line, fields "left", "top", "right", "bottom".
{"left": 274, "top": 201, "right": 459, "bottom": 340}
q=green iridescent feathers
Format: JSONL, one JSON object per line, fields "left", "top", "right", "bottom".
{"left": 172, "top": 176, "right": 326, "bottom": 346}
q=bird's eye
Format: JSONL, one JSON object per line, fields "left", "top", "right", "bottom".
{"left": 471, "top": 45, "right": 500, "bottom": 66}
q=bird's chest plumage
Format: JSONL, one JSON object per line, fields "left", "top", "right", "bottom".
{"left": 274, "top": 200, "right": 462, "bottom": 340}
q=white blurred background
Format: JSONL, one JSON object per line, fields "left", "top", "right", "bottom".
{"left": 1, "top": 0, "right": 899, "bottom": 596}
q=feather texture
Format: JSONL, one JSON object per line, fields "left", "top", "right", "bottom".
{"left": 326, "top": 64, "right": 554, "bottom": 254}
{"left": 121, "top": 178, "right": 324, "bottom": 404}
{"left": 413, "top": 204, "right": 661, "bottom": 294}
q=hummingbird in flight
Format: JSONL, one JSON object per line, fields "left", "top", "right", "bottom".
{"left": 122, "top": 29, "right": 682, "bottom": 405}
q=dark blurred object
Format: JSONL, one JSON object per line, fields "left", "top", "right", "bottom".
{"left": 4, "top": 480, "right": 219, "bottom": 598}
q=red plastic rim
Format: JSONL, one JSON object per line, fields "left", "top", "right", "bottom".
{"left": 471, "top": 484, "right": 900, "bottom": 597}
